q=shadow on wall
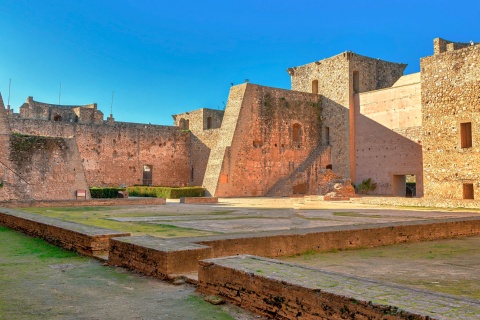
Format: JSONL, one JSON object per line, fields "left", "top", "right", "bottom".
{"left": 352, "top": 95, "right": 423, "bottom": 197}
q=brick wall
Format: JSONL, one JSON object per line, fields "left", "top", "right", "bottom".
{"left": 421, "top": 43, "right": 480, "bottom": 199}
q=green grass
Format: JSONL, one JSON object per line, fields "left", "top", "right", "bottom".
{"left": 184, "top": 295, "right": 235, "bottom": 320}
{"left": 0, "top": 226, "right": 241, "bottom": 319}
{"left": 20, "top": 206, "right": 217, "bottom": 238}
{"left": 332, "top": 212, "right": 383, "bottom": 218}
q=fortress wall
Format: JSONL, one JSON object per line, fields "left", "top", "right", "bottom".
{"left": 215, "top": 84, "right": 322, "bottom": 196}
{"left": 421, "top": 44, "right": 480, "bottom": 199}
{"left": 172, "top": 108, "right": 224, "bottom": 186}
{"left": 289, "top": 54, "right": 351, "bottom": 179}
{"left": 9, "top": 119, "right": 191, "bottom": 188}
{"left": 355, "top": 81, "right": 423, "bottom": 195}
{"left": 7, "top": 135, "right": 89, "bottom": 200}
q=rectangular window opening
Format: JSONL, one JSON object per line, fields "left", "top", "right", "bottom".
{"left": 463, "top": 183, "right": 474, "bottom": 200}
{"left": 460, "top": 122, "right": 472, "bottom": 148}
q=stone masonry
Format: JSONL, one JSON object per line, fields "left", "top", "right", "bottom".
{"left": 0, "top": 37, "right": 478, "bottom": 200}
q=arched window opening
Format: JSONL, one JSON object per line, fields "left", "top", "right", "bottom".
{"left": 292, "top": 123, "right": 302, "bottom": 143}
{"left": 53, "top": 115, "right": 62, "bottom": 122}
{"left": 312, "top": 80, "right": 318, "bottom": 94}
{"left": 185, "top": 120, "right": 190, "bottom": 130}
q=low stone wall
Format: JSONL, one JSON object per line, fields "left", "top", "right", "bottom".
{"left": 108, "top": 236, "right": 213, "bottom": 279}
{"left": 0, "top": 197, "right": 166, "bottom": 208}
{"left": 355, "top": 196, "right": 480, "bottom": 209}
{"left": 107, "top": 217, "right": 480, "bottom": 279}
{"left": 179, "top": 197, "right": 219, "bottom": 204}
{"left": 0, "top": 208, "right": 130, "bottom": 256}
{"left": 198, "top": 255, "right": 476, "bottom": 319}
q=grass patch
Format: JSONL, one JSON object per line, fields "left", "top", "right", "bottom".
{"left": 184, "top": 295, "right": 235, "bottom": 320}
{"left": 332, "top": 212, "right": 383, "bottom": 218}
{"left": 20, "top": 206, "right": 217, "bottom": 238}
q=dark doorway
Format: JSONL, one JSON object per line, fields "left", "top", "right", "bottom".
{"left": 142, "top": 165, "right": 153, "bottom": 186}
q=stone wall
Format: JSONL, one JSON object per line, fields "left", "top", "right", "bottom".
{"left": 197, "top": 256, "right": 429, "bottom": 319}
{"left": 212, "top": 84, "right": 324, "bottom": 197}
{"left": 0, "top": 94, "right": 14, "bottom": 201}
{"left": 9, "top": 119, "right": 191, "bottom": 188}
{"left": 355, "top": 76, "right": 423, "bottom": 196}
{"left": 421, "top": 43, "right": 480, "bottom": 199}
{"left": 288, "top": 52, "right": 406, "bottom": 180}
{"left": 7, "top": 135, "right": 89, "bottom": 200}
{"left": 19, "top": 97, "right": 103, "bottom": 124}
{"left": 0, "top": 208, "right": 130, "bottom": 256}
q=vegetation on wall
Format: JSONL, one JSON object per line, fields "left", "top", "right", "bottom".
{"left": 89, "top": 187, "right": 126, "bottom": 198}
{"left": 127, "top": 186, "right": 205, "bottom": 199}
{"left": 9, "top": 133, "right": 68, "bottom": 165}
{"left": 353, "top": 178, "right": 377, "bottom": 194}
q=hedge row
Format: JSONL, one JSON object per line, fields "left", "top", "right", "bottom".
{"left": 89, "top": 187, "right": 126, "bottom": 198}
{"left": 127, "top": 186, "right": 205, "bottom": 199}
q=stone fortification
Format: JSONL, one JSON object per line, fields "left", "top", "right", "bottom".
{"left": 421, "top": 41, "right": 480, "bottom": 199}
{"left": 20, "top": 96, "right": 103, "bottom": 124}
{"left": 2, "top": 37, "right": 478, "bottom": 201}
{"left": 9, "top": 119, "right": 191, "bottom": 188}
{"left": 206, "top": 84, "right": 326, "bottom": 197}
{"left": 288, "top": 52, "right": 406, "bottom": 181}
{"left": 173, "top": 108, "right": 225, "bottom": 186}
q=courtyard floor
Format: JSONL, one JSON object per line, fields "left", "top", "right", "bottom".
{"left": 2, "top": 197, "right": 480, "bottom": 319}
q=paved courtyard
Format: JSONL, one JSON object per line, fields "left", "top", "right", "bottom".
{"left": 21, "top": 197, "right": 480, "bottom": 237}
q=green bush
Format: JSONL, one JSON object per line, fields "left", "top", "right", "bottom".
{"left": 353, "top": 178, "right": 377, "bottom": 194}
{"left": 127, "top": 186, "right": 205, "bottom": 199}
{"left": 89, "top": 187, "right": 126, "bottom": 198}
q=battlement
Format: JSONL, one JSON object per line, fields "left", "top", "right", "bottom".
{"left": 19, "top": 96, "right": 103, "bottom": 124}
{"left": 433, "top": 37, "right": 478, "bottom": 55}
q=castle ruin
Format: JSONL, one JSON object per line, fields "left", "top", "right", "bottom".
{"left": 0, "top": 38, "right": 478, "bottom": 201}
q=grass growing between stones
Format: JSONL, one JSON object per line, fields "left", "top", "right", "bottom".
{"left": 20, "top": 206, "right": 217, "bottom": 238}
{"left": 281, "top": 236, "right": 480, "bottom": 300}
{"left": 332, "top": 211, "right": 383, "bottom": 218}
{"left": 0, "top": 226, "right": 252, "bottom": 320}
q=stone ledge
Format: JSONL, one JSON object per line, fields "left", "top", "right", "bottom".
{"left": 0, "top": 208, "right": 130, "bottom": 256}
{"left": 0, "top": 197, "right": 166, "bottom": 208}
{"left": 108, "top": 236, "right": 213, "bottom": 279}
{"left": 197, "top": 255, "right": 480, "bottom": 319}
{"left": 179, "top": 197, "right": 219, "bottom": 204}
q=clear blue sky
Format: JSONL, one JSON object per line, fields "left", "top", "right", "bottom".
{"left": 1, "top": 0, "right": 478, "bottom": 125}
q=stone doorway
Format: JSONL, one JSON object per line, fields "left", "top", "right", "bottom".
{"left": 392, "top": 174, "right": 416, "bottom": 197}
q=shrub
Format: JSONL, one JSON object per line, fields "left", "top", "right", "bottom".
{"left": 127, "top": 186, "right": 205, "bottom": 199}
{"left": 89, "top": 187, "right": 126, "bottom": 198}
{"left": 354, "top": 178, "right": 377, "bottom": 194}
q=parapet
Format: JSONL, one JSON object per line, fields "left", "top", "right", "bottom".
{"left": 433, "top": 38, "right": 477, "bottom": 55}
{"left": 19, "top": 96, "right": 103, "bottom": 124}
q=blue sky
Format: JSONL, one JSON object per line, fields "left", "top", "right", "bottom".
{"left": 1, "top": 0, "right": 478, "bottom": 125}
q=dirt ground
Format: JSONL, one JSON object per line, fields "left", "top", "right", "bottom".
{"left": 0, "top": 225, "right": 262, "bottom": 320}
{"left": 3, "top": 197, "right": 480, "bottom": 319}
